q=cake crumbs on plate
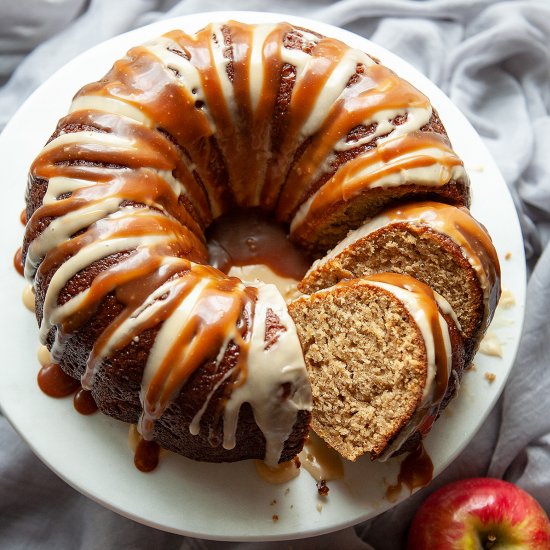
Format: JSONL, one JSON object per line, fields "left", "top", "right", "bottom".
{"left": 272, "top": 514, "right": 279, "bottom": 522}
{"left": 505, "top": 252, "right": 512, "bottom": 260}
{"left": 499, "top": 288, "right": 516, "bottom": 309}
{"left": 316, "top": 480, "right": 329, "bottom": 496}
{"left": 479, "top": 331, "right": 503, "bottom": 357}
{"left": 270, "top": 499, "right": 277, "bottom": 506}
{"left": 485, "top": 372, "right": 496, "bottom": 383}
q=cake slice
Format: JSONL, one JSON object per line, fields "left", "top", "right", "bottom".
{"left": 299, "top": 202, "right": 501, "bottom": 361}
{"left": 288, "top": 273, "right": 464, "bottom": 461}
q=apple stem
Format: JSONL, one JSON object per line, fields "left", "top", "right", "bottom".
{"left": 484, "top": 533, "right": 497, "bottom": 549}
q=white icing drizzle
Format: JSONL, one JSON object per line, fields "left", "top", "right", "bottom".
{"left": 227, "top": 264, "right": 302, "bottom": 303}
{"left": 222, "top": 283, "right": 312, "bottom": 466}
{"left": 40, "top": 131, "right": 135, "bottom": 155}
{"left": 301, "top": 48, "right": 373, "bottom": 138}
{"left": 25, "top": 198, "right": 122, "bottom": 280}
{"left": 80, "top": 258, "right": 186, "bottom": 388}
{"left": 37, "top": 344, "right": 52, "bottom": 367}
{"left": 22, "top": 284, "right": 35, "bottom": 311}
{"left": 248, "top": 24, "right": 278, "bottom": 113}
{"left": 69, "top": 96, "right": 153, "bottom": 127}
{"left": 210, "top": 24, "right": 236, "bottom": 120}
{"left": 42, "top": 176, "right": 96, "bottom": 204}
{"left": 39, "top": 230, "right": 169, "bottom": 343}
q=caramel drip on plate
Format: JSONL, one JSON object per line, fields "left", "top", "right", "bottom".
{"left": 73, "top": 388, "right": 98, "bottom": 415}
{"left": 37, "top": 363, "right": 81, "bottom": 398}
{"left": 13, "top": 247, "right": 24, "bottom": 276}
{"left": 386, "top": 443, "right": 433, "bottom": 502}
{"left": 134, "top": 438, "right": 161, "bottom": 473}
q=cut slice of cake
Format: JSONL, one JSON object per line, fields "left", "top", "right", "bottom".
{"left": 299, "top": 202, "right": 501, "bottom": 361}
{"left": 288, "top": 273, "right": 464, "bottom": 461}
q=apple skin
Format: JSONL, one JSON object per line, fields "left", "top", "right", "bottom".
{"left": 407, "top": 478, "right": 550, "bottom": 549}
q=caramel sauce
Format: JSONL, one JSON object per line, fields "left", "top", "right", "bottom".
{"left": 206, "top": 209, "right": 311, "bottom": 280}
{"left": 298, "top": 431, "right": 344, "bottom": 482}
{"left": 37, "top": 363, "right": 80, "bottom": 398}
{"left": 255, "top": 457, "right": 300, "bottom": 484}
{"left": 13, "top": 247, "right": 24, "bottom": 277}
{"left": 73, "top": 388, "right": 98, "bottom": 415}
{"left": 134, "top": 438, "right": 161, "bottom": 473}
{"left": 385, "top": 443, "right": 433, "bottom": 502}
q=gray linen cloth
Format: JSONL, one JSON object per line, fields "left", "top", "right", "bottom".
{"left": 1, "top": 1, "right": 549, "bottom": 548}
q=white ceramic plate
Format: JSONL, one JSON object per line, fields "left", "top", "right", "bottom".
{"left": 0, "top": 11, "right": 526, "bottom": 542}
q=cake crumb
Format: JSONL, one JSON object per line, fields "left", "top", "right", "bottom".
{"left": 499, "top": 289, "right": 515, "bottom": 309}
{"left": 485, "top": 372, "right": 496, "bottom": 383}
{"left": 316, "top": 480, "right": 329, "bottom": 497}
{"left": 316, "top": 503, "right": 323, "bottom": 513}
{"left": 272, "top": 514, "right": 279, "bottom": 522}
{"left": 479, "top": 332, "right": 502, "bottom": 357}
{"left": 270, "top": 499, "right": 277, "bottom": 506}
{"left": 505, "top": 252, "right": 512, "bottom": 260}
{"left": 284, "top": 488, "right": 290, "bottom": 495}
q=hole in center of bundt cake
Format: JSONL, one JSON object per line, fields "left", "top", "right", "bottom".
{"left": 206, "top": 208, "right": 314, "bottom": 300}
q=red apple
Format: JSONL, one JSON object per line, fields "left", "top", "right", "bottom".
{"left": 407, "top": 478, "right": 550, "bottom": 549}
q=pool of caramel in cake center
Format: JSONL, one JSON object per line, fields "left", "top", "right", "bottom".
{"left": 206, "top": 209, "right": 312, "bottom": 284}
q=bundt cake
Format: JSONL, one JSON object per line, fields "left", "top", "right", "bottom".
{"left": 21, "top": 20, "right": 482, "bottom": 466}
{"left": 288, "top": 273, "right": 465, "bottom": 461}
{"left": 300, "top": 202, "right": 501, "bottom": 361}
